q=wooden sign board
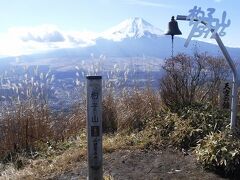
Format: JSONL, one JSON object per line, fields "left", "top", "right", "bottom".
{"left": 86, "top": 76, "right": 103, "bottom": 180}
{"left": 220, "top": 81, "right": 232, "bottom": 109}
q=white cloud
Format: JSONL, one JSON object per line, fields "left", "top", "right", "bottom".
{"left": 21, "top": 31, "right": 65, "bottom": 42}
{"left": 0, "top": 25, "right": 98, "bottom": 56}
{"left": 67, "top": 31, "right": 98, "bottom": 45}
{"left": 9, "top": 25, "right": 64, "bottom": 42}
{"left": 126, "top": 0, "right": 172, "bottom": 8}
{"left": 214, "top": 0, "right": 222, "bottom": 2}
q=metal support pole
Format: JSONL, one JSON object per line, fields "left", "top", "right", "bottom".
{"left": 176, "top": 15, "right": 238, "bottom": 129}
{"left": 214, "top": 33, "right": 238, "bottom": 129}
{"left": 86, "top": 76, "right": 103, "bottom": 180}
{"left": 171, "top": 35, "right": 174, "bottom": 58}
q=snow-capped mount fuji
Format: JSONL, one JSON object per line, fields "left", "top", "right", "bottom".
{"left": 1, "top": 16, "right": 240, "bottom": 71}
{"left": 89, "top": 17, "right": 186, "bottom": 58}
{"left": 94, "top": 17, "right": 240, "bottom": 59}
{"left": 101, "top": 17, "right": 164, "bottom": 41}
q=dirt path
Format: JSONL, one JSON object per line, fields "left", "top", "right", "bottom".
{"left": 49, "top": 148, "right": 225, "bottom": 180}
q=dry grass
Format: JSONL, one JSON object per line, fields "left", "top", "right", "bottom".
{"left": 115, "top": 89, "right": 161, "bottom": 132}
{"left": 0, "top": 131, "right": 87, "bottom": 179}
{"left": 0, "top": 67, "right": 53, "bottom": 158}
{"left": 0, "top": 61, "right": 163, "bottom": 159}
{"left": 103, "top": 132, "right": 149, "bottom": 153}
{"left": 0, "top": 166, "right": 34, "bottom": 180}
{"left": 0, "top": 77, "right": 232, "bottom": 179}
{"left": 103, "top": 174, "right": 114, "bottom": 180}
{"left": 0, "top": 64, "right": 163, "bottom": 179}
{"left": 0, "top": 125, "right": 157, "bottom": 179}
{"left": 0, "top": 102, "right": 52, "bottom": 158}
{"left": 0, "top": 55, "right": 233, "bottom": 178}
{"left": 0, "top": 66, "right": 87, "bottom": 162}
{"left": 0, "top": 80, "right": 164, "bottom": 177}
{"left": 0, "top": 148, "right": 86, "bottom": 180}
{"left": 0, "top": 89, "right": 233, "bottom": 179}
{"left": 32, "top": 148, "right": 86, "bottom": 178}
{"left": 102, "top": 92, "right": 118, "bottom": 133}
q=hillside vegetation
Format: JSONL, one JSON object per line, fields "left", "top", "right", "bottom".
{"left": 0, "top": 53, "right": 240, "bottom": 179}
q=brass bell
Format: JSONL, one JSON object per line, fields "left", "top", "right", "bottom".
{"left": 165, "top": 16, "right": 182, "bottom": 57}
{"left": 165, "top": 16, "right": 182, "bottom": 38}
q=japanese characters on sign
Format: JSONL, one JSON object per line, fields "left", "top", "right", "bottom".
{"left": 91, "top": 87, "right": 100, "bottom": 123}
{"left": 220, "top": 81, "right": 232, "bottom": 109}
{"left": 185, "top": 6, "right": 231, "bottom": 47}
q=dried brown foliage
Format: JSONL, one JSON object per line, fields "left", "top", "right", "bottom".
{"left": 0, "top": 102, "right": 52, "bottom": 158}
{"left": 102, "top": 92, "right": 118, "bottom": 133}
{"left": 160, "top": 53, "right": 230, "bottom": 110}
{"left": 116, "top": 89, "right": 161, "bottom": 132}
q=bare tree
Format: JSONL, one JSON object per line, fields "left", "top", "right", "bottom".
{"left": 201, "top": 55, "right": 230, "bottom": 105}
{"left": 160, "top": 53, "right": 230, "bottom": 109}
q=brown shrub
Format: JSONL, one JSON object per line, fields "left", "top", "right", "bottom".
{"left": 160, "top": 53, "right": 230, "bottom": 110}
{"left": 102, "top": 92, "right": 118, "bottom": 133}
{"left": 0, "top": 101, "right": 52, "bottom": 159}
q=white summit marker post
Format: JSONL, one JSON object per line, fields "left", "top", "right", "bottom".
{"left": 86, "top": 76, "right": 103, "bottom": 180}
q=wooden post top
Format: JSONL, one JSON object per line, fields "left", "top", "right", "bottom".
{"left": 86, "top": 76, "right": 102, "bottom": 80}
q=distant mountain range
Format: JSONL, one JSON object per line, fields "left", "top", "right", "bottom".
{"left": 0, "top": 17, "right": 240, "bottom": 72}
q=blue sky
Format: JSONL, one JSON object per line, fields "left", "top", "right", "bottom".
{"left": 0, "top": 0, "right": 238, "bottom": 55}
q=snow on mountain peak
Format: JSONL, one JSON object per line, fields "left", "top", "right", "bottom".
{"left": 101, "top": 17, "right": 164, "bottom": 41}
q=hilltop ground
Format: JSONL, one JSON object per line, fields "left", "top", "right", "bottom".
{"left": 51, "top": 149, "right": 224, "bottom": 180}
{"left": 0, "top": 94, "right": 238, "bottom": 179}
{"left": 0, "top": 134, "right": 226, "bottom": 180}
